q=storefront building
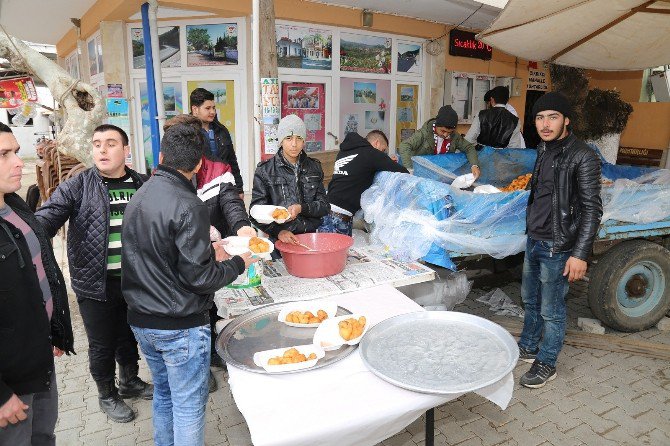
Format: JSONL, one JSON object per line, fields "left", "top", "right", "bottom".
{"left": 54, "top": 0, "right": 670, "bottom": 188}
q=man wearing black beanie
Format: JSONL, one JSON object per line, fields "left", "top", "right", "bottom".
{"left": 397, "top": 105, "right": 480, "bottom": 178}
{"left": 518, "top": 91, "right": 603, "bottom": 388}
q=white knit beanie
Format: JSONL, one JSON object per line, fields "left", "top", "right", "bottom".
{"left": 277, "top": 114, "right": 306, "bottom": 143}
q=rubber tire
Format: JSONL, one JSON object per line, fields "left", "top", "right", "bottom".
{"left": 588, "top": 240, "right": 670, "bottom": 332}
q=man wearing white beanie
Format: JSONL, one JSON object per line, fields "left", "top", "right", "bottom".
{"left": 250, "top": 114, "right": 329, "bottom": 244}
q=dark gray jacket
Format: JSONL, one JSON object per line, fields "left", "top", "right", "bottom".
{"left": 527, "top": 134, "right": 603, "bottom": 260}
{"left": 35, "top": 167, "right": 146, "bottom": 301}
{"left": 250, "top": 149, "right": 329, "bottom": 238}
{"left": 121, "top": 166, "right": 245, "bottom": 330}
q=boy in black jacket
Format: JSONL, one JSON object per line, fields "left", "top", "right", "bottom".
{"left": 321, "top": 131, "right": 407, "bottom": 235}
{"left": 0, "top": 123, "right": 74, "bottom": 444}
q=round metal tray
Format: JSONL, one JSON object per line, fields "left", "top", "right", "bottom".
{"left": 216, "top": 302, "right": 355, "bottom": 374}
{"left": 359, "top": 311, "right": 518, "bottom": 394}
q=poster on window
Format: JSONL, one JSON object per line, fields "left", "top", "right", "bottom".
{"left": 132, "top": 27, "right": 181, "bottom": 69}
{"left": 340, "top": 33, "right": 391, "bottom": 74}
{"left": 139, "top": 82, "right": 183, "bottom": 169}
{"left": 87, "top": 38, "right": 98, "bottom": 76}
{"left": 186, "top": 23, "right": 238, "bottom": 67}
{"left": 187, "top": 80, "right": 236, "bottom": 143}
{"left": 339, "top": 78, "right": 390, "bottom": 140}
{"left": 261, "top": 78, "right": 281, "bottom": 157}
{"left": 281, "top": 82, "right": 326, "bottom": 153}
{"left": 0, "top": 77, "right": 38, "bottom": 108}
{"left": 276, "top": 24, "right": 332, "bottom": 70}
{"left": 396, "top": 41, "right": 421, "bottom": 75}
{"left": 396, "top": 84, "right": 419, "bottom": 146}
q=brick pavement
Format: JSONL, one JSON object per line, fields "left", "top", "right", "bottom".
{"left": 17, "top": 161, "right": 670, "bottom": 445}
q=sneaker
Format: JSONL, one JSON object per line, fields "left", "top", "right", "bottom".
{"left": 520, "top": 360, "right": 557, "bottom": 388}
{"left": 518, "top": 346, "right": 538, "bottom": 364}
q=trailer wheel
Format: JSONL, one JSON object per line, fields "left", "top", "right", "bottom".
{"left": 588, "top": 240, "right": 670, "bottom": 332}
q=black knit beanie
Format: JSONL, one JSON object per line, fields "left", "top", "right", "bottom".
{"left": 434, "top": 105, "right": 458, "bottom": 128}
{"left": 532, "top": 92, "right": 572, "bottom": 119}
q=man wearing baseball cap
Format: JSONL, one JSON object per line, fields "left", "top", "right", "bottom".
{"left": 517, "top": 92, "right": 602, "bottom": 388}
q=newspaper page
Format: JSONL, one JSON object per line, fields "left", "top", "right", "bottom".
{"left": 215, "top": 245, "right": 435, "bottom": 318}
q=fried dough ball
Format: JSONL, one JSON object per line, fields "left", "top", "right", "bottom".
{"left": 249, "top": 236, "right": 270, "bottom": 253}
{"left": 284, "top": 309, "right": 329, "bottom": 324}
{"left": 267, "top": 348, "right": 318, "bottom": 365}
{"left": 338, "top": 317, "right": 366, "bottom": 341}
{"left": 500, "top": 173, "right": 532, "bottom": 192}
{"left": 272, "top": 208, "right": 290, "bottom": 220}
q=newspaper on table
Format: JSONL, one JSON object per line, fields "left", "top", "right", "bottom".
{"left": 215, "top": 245, "right": 435, "bottom": 318}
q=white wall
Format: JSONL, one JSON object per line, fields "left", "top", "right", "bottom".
{"left": 0, "top": 86, "right": 56, "bottom": 159}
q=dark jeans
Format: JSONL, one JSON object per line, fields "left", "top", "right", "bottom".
{"left": 77, "top": 277, "right": 140, "bottom": 383}
{"left": 0, "top": 373, "right": 58, "bottom": 446}
{"left": 209, "top": 306, "right": 219, "bottom": 355}
{"left": 518, "top": 237, "right": 571, "bottom": 367}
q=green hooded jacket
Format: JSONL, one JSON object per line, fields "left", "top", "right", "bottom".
{"left": 397, "top": 118, "right": 479, "bottom": 168}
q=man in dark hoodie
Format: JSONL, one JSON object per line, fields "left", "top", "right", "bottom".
{"left": 321, "top": 130, "right": 408, "bottom": 236}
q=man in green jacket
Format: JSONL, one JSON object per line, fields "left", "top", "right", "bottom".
{"left": 398, "top": 105, "right": 480, "bottom": 179}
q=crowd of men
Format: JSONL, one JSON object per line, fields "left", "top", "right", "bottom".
{"left": 0, "top": 85, "right": 601, "bottom": 444}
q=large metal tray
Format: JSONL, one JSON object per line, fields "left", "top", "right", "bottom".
{"left": 216, "top": 302, "right": 355, "bottom": 374}
{"left": 359, "top": 311, "right": 518, "bottom": 394}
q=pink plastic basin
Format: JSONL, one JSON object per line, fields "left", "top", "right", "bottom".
{"left": 274, "top": 233, "right": 354, "bottom": 278}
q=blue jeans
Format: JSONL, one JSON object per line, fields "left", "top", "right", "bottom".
{"left": 318, "top": 212, "right": 353, "bottom": 236}
{"left": 518, "top": 238, "right": 571, "bottom": 367}
{"left": 131, "top": 325, "right": 211, "bottom": 446}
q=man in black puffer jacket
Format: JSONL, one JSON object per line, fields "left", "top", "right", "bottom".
{"left": 0, "top": 123, "right": 74, "bottom": 444}
{"left": 517, "top": 92, "right": 602, "bottom": 389}
{"left": 250, "top": 114, "right": 329, "bottom": 245}
{"left": 36, "top": 125, "right": 152, "bottom": 423}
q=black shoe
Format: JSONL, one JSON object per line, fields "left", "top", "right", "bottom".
{"left": 518, "top": 346, "right": 539, "bottom": 364}
{"left": 118, "top": 363, "right": 154, "bottom": 400}
{"left": 96, "top": 381, "right": 136, "bottom": 423}
{"left": 210, "top": 353, "right": 227, "bottom": 370}
{"left": 208, "top": 370, "right": 218, "bottom": 393}
{"left": 520, "top": 360, "right": 557, "bottom": 389}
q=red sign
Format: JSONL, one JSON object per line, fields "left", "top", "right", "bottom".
{"left": 449, "top": 29, "right": 492, "bottom": 60}
{"left": 281, "top": 82, "right": 326, "bottom": 153}
{"left": 0, "top": 76, "right": 38, "bottom": 109}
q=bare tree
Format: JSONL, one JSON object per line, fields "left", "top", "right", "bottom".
{"left": 0, "top": 32, "right": 104, "bottom": 165}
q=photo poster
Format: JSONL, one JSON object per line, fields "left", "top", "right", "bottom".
{"left": 186, "top": 23, "right": 238, "bottom": 67}
{"left": 0, "top": 76, "right": 38, "bottom": 108}
{"left": 131, "top": 26, "right": 181, "bottom": 69}
{"left": 339, "top": 78, "right": 390, "bottom": 141}
{"left": 187, "top": 79, "right": 236, "bottom": 142}
{"left": 281, "top": 82, "right": 326, "bottom": 153}
{"left": 340, "top": 32, "right": 391, "bottom": 74}
{"left": 276, "top": 24, "right": 332, "bottom": 70}
{"left": 140, "top": 82, "right": 183, "bottom": 169}
{"left": 396, "top": 41, "right": 422, "bottom": 75}
{"left": 261, "top": 78, "right": 280, "bottom": 158}
{"left": 106, "top": 99, "right": 131, "bottom": 166}
{"left": 396, "top": 84, "right": 418, "bottom": 147}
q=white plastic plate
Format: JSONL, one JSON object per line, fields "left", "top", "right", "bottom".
{"left": 222, "top": 236, "right": 274, "bottom": 260}
{"left": 252, "top": 344, "right": 325, "bottom": 373}
{"left": 313, "top": 313, "right": 369, "bottom": 351}
{"left": 250, "top": 205, "right": 289, "bottom": 224}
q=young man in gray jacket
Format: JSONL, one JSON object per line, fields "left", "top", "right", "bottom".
{"left": 122, "top": 124, "right": 256, "bottom": 446}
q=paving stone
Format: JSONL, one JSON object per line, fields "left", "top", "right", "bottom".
{"left": 530, "top": 421, "right": 582, "bottom": 446}
{"left": 108, "top": 433, "right": 139, "bottom": 445}
{"left": 495, "top": 420, "right": 545, "bottom": 446}
{"left": 564, "top": 423, "right": 617, "bottom": 445}
{"left": 79, "top": 428, "right": 112, "bottom": 445}
{"left": 638, "top": 428, "right": 670, "bottom": 444}
{"left": 504, "top": 403, "right": 549, "bottom": 430}
{"left": 443, "top": 400, "right": 481, "bottom": 426}
{"left": 569, "top": 390, "right": 617, "bottom": 416}
{"left": 461, "top": 418, "right": 512, "bottom": 446}
{"left": 54, "top": 427, "right": 83, "bottom": 445}
{"left": 470, "top": 402, "right": 512, "bottom": 427}
{"left": 601, "top": 426, "right": 644, "bottom": 445}
{"left": 224, "top": 423, "right": 253, "bottom": 446}
{"left": 435, "top": 417, "right": 475, "bottom": 444}
{"left": 565, "top": 406, "right": 617, "bottom": 434}
{"left": 54, "top": 407, "right": 85, "bottom": 432}
{"left": 533, "top": 404, "right": 582, "bottom": 433}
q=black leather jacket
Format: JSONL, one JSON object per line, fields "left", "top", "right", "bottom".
{"left": 36, "top": 167, "right": 146, "bottom": 301}
{"left": 0, "top": 193, "right": 74, "bottom": 406}
{"left": 477, "top": 107, "right": 519, "bottom": 148}
{"left": 250, "top": 150, "right": 329, "bottom": 238}
{"left": 527, "top": 134, "right": 603, "bottom": 260}
{"left": 121, "top": 166, "right": 245, "bottom": 330}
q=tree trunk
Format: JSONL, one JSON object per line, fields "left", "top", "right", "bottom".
{"left": 259, "top": 0, "right": 278, "bottom": 79}
{"left": 0, "top": 33, "right": 104, "bottom": 166}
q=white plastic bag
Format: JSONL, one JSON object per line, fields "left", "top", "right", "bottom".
{"left": 473, "top": 184, "right": 502, "bottom": 194}
{"left": 451, "top": 173, "right": 476, "bottom": 190}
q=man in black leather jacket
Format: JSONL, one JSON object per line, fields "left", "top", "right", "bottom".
{"left": 121, "top": 124, "right": 255, "bottom": 446}
{"left": 518, "top": 92, "right": 602, "bottom": 389}
{"left": 36, "top": 125, "right": 152, "bottom": 423}
{"left": 250, "top": 114, "right": 329, "bottom": 245}
{"left": 0, "top": 123, "right": 74, "bottom": 443}
{"left": 465, "top": 86, "right": 525, "bottom": 149}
